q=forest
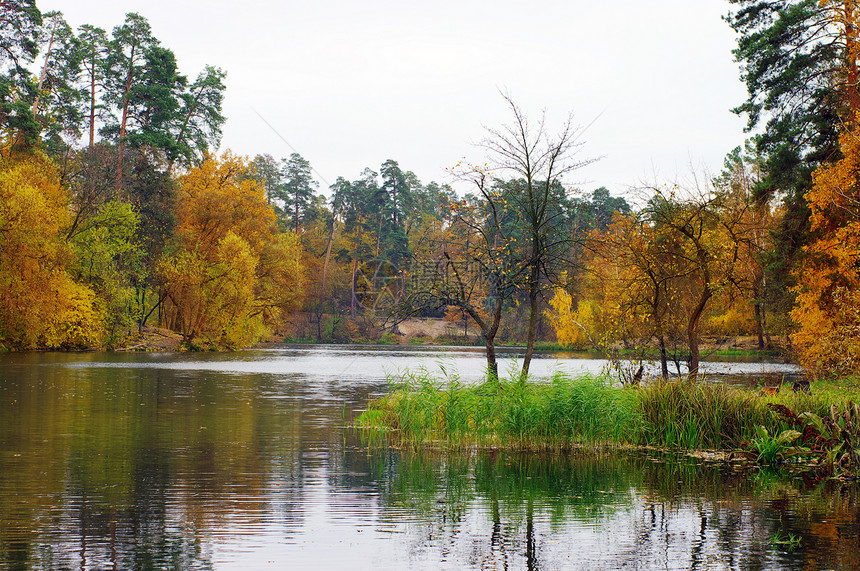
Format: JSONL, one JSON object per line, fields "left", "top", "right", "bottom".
{"left": 2, "top": 0, "right": 860, "bottom": 379}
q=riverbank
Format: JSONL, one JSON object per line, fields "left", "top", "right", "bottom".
{"left": 285, "top": 316, "right": 791, "bottom": 355}
{"left": 105, "top": 316, "right": 790, "bottom": 360}
{"left": 358, "top": 371, "right": 860, "bottom": 480}
{"left": 115, "top": 327, "right": 183, "bottom": 352}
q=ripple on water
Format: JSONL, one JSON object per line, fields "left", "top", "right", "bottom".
{"left": 0, "top": 347, "right": 847, "bottom": 571}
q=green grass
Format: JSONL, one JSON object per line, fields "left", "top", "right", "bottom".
{"left": 359, "top": 369, "right": 639, "bottom": 449}
{"left": 771, "top": 530, "right": 803, "bottom": 551}
{"left": 359, "top": 371, "right": 860, "bottom": 455}
{"left": 634, "top": 380, "right": 776, "bottom": 449}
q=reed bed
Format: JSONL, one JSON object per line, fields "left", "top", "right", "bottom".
{"left": 634, "top": 380, "right": 771, "bottom": 449}
{"left": 358, "top": 370, "right": 853, "bottom": 452}
{"left": 359, "top": 369, "right": 637, "bottom": 449}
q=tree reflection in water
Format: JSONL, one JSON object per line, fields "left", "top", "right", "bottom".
{"left": 0, "top": 350, "right": 857, "bottom": 570}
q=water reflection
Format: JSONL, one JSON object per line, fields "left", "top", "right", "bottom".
{"left": 0, "top": 348, "right": 850, "bottom": 570}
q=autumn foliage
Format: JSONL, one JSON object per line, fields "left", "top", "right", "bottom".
{"left": 159, "top": 153, "right": 304, "bottom": 348}
{"left": 791, "top": 124, "right": 860, "bottom": 376}
{"left": 7, "top": 0, "right": 860, "bottom": 376}
{"left": 0, "top": 154, "right": 102, "bottom": 349}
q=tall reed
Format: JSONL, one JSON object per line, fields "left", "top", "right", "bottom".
{"left": 633, "top": 380, "right": 772, "bottom": 449}
{"left": 358, "top": 370, "right": 847, "bottom": 452}
{"left": 359, "top": 369, "right": 637, "bottom": 449}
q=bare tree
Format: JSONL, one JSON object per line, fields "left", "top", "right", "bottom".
{"left": 480, "top": 93, "right": 595, "bottom": 376}
{"left": 399, "top": 95, "right": 595, "bottom": 379}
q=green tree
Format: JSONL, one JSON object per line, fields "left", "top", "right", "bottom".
{"left": 76, "top": 24, "right": 108, "bottom": 150}
{"left": 68, "top": 199, "right": 144, "bottom": 344}
{"left": 725, "top": 0, "right": 849, "bottom": 327}
{"left": 280, "top": 152, "right": 318, "bottom": 233}
{"left": 123, "top": 46, "right": 186, "bottom": 162}
{"left": 249, "top": 153, "right": 282, "bottom": 205}
{"left": 380, "top": 159, "right": 410, "bottom": 227}
{"left": 168, "top": 65, "right": 225, "bottom": 170}
{"left": 30, "top": 11, "right": 84, "bottom": 153}
{"left": 0, "top": 0, "right": 42, "bottom": 154}
{"left": 102, "top": 12, "right": 157, "bottom": 189}
{"left": 582, "top": 187, "right": 631, "bottom": 230}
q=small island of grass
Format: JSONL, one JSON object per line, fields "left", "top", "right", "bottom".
{"left": 358, "top": 371, "right": 860, "bottom": 482}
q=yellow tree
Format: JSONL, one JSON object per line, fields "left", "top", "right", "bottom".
{"left": 560, "top": 180, "right": 754, "bottom": 379}
{"left": 545, "top": 273, "right": 622, "bottom": 352}
{"left": 0, "top": 153, "right": 102, "bottom": 349}
{"left": 709, "top": 147, "right": 782, "bottom": 348}
{"left": 159, "top": 152, "right": 304, "bottom": 347}
{"left": 585, "top": 212, "right": 685, "bottom": 378}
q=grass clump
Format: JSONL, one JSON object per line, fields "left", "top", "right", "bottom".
{"left": 750, "top": 425, "right": 805, "bottom": 464}
{"left": 358, "top": 369, "right": 637, "bottom": 449}
{"left": 360, "top": 370, "right": 860, "bottom": 461}
{"left": 633, "top": 380, "right": 773, "bottom": 449}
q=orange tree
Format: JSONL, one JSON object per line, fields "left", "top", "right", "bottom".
{"left": 158, "top": 152, "right": 303, "bottom": 348}
{"left": 641, "top": 181, "right": 764, "bottom": 378}
{"left": 550, "top": 210, "right": 688, "bottom": 379}
{"left": 789, "top": 1, "right": 860, "bottom": 376}
{"left": 791, "top": 123, "right": 860, "bottom": 376}
{"left": 711, "top": 146, "right": 781, "bottom": 348}
{"left": 552, "top": 177, "right": 759, "bottom": 379}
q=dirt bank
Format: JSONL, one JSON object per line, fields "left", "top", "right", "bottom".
{"left": 115, "top": 327, "right": 183, "bottom": 352}
{"left": 396, "top": 318, "right": 479, "bottom": 341}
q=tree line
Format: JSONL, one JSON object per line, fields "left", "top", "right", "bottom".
{"left": 398, "top": 0, "right": 860, "bottom": 379}
{"left": 3, "top": 0, "right": 860, "bottom": 380}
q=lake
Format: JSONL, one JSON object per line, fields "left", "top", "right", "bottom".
{"left": 1, "top": 345, "right": 856, "bottom": 570}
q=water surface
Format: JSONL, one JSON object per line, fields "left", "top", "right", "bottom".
{"left": 1, "top": 346, "right": 852, "bottom": 570}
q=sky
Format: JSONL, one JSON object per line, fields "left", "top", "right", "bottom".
{"left": 39, "top": 0, "right": 749, "bottom": 198}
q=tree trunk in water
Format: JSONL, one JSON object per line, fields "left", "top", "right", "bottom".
{"left": 754, "top": 301, "right": 765, "bottom": 350}
{"left": 658, "top": 334, "right": 668, "bottom": 379}
{"left": 687, "top": 287, "right": 712, "bottom": 378}
{"left": 521, "top": 262, "right": 540, "bottom": 378}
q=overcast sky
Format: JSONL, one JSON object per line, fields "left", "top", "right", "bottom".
{"left": 40, "top": 0, "right": 748, "bottom": 197}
